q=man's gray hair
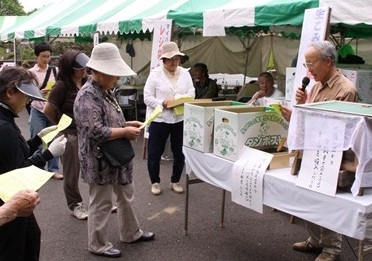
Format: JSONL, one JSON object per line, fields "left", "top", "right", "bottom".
{"left": 308, "top": 40, "right": 337, "bottom": 65}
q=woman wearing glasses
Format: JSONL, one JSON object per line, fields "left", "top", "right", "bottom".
{"left": 44, "top": 50, "right": 90, "bottom": 220}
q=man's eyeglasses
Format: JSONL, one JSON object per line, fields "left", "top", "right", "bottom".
{"left": 303, "top": 59, "right": 321, "bottom": 70}
{"left": 302, "top": 56, "right": 330, "bottom": 70}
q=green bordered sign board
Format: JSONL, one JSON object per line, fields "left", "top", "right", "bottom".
{"left": 295, "top": 101, "right": 372, "bottom": 117}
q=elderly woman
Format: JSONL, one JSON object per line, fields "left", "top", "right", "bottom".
{"left": 0, "top": 66, "right": 66, "bottom": 261}
{"left": 144, "top": 41, "right": 195, "bottom": 195}
{"left": 74, "top": 43, "right": 154, "bottom": 258}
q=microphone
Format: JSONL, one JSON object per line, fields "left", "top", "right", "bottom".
{"left": 301, "top": 76, "right": 310, "bottom": 91}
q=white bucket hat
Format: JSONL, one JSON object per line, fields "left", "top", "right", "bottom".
{"left": 86, "top": 43, "right": 136, "bottom": 77}
{"left": 160, "top": 42, "right": 185, "bottom": 59}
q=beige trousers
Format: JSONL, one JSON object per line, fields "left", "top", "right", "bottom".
{"left": 88, "top": 183, "right": 143, "bottom": 254}
{"left": 306, "top": 221, "right": 342, "bottom": 255}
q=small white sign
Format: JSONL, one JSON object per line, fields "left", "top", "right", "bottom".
{"left": 296, "top": 149, "right": 342, "bottom": 196}
{"left": 203, "top": 10, "right": 226, "bottom": 36}
{"left": 231, "top": 146, "right": 273, "bottom": 213}
{"left": 93, "top": 32, "right": 99, "bottom": 46}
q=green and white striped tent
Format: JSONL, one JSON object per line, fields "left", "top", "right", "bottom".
{"left": 1, "top": 0, "right": 372, "bottom": 41}
{"left": 0, "top": 16, "right": 27, "bottom": 38}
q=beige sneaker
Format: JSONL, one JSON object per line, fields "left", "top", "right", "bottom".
{"left": 151, "top": 183, "right": 161, "bottom": 195}
{"left": 52, "top": 173, "right": 63, "bottom": 180}
{"left": 315, "top": 252, "right": 339, "bottom": 261}
{"left": 70, "top": 203, "right": 88, "bottom": 220}
{"left": 170, "top": 183, "right": 184, "bottom": 194}
{"left": 293, "top": 240, "right": 322, "bottom": 253}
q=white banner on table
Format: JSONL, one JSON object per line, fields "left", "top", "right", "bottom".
{"left": 296, "top": 149, "right": 342, "bottom": 196}
{"left": 231, "top": 147, "right": 273, "bottom": 213}
{"left": 304, "top": 112, "right": 346, "bottom": 150}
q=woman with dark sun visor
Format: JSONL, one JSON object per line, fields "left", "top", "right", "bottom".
{"left": 0, "top": 66, "right": 67, "bottom": 261}
{"left": 44, "top": 50, "right": 90, "bottom": 220}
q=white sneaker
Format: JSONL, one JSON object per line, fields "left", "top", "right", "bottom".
{"left": 70, "top": 203, "right": 88, "bottom": 220}
{"left": 170, "top": 183, "right": 184, "bottom": 194}
{"left": 151, "top": 183, "right": 161, "bottom": 195}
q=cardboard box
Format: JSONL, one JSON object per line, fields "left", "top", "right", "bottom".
{"left": 268, "top": 151, "right": 296, "bottom": 170}
{"left": 213, "top": 107, "right": 289, "bottom": 161}
{"left": 255, "top": 146, "right": 296, "bottom": 170}
{"left": 167, "top": 97, "right": 195, "bottom": 108}
{"left": 183, "top": 101, "right": 247, "bottom": 152}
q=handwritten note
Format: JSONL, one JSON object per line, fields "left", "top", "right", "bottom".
{"left": 0, "top": 166, "right": 53, "bottom": 202}
{"left": 304, "top": 113, "right": 346, "bottom": 150}
{"left": 41, "top": 114, "right": 72, "bottom": 144}
{"left": 231, "top": 146, "right": 273, "bottom": 213}
{"left": 296, "top": 149, "right": 342, "bottom": 196}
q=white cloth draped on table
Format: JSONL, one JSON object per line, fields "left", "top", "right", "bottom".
{"left": 287, "top": 106, "right": 372, "bottom": 196}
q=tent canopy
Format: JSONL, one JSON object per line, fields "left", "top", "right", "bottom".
{"left": 1, "top": 0, "right": 372, "bottom": 41}
{"left": 0, "top": 16, "right": 27, "bottom": 38}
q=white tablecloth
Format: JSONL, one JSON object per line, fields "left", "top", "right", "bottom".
{"left": 184, "top": 146, "right": 372, "bottom": 240}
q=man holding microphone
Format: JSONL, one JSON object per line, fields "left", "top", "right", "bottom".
{"left": 281, "top": 40, "right": 358, "bottom": 261}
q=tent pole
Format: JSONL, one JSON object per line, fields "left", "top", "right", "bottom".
{"left": 13, "top": 39, "right": 16, "bottom": 65}
{"left": 243, "top": 36, "right": 250, "bottom": 85}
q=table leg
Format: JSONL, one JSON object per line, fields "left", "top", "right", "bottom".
{"left": 184, "top": 175, "right": 190, "bottom": 237}
{"left": 358, "top": 240, "right": 364, "bottom": 261}
{"left": 358, "top": 239, "right": 372, "bottom": 261}
{"left": 183, "top": 174, "right": 204, "bottom": 236}
{"left": 220, "top": 189, "right": 226, "bottom": 228}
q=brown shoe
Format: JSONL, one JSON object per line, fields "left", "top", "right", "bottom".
{"left": 293, "top": 240, "right": 322, "bottom": 253}
{"left": 315, "top": 252, "right": 339, "bottom": 261}
{"left": 52, "top": 173, "right": 63, "bottom": 180}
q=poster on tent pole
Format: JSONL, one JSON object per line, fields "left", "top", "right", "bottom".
{"left": 150, "top": 19, "right": 173, "bottom": 70}
{"left": 290, "top": 6, "right": 331, "bottom": 107}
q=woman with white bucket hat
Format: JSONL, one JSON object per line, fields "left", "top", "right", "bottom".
{"left": 74, "top": 42, "right": 154, "bottom": 258}
{"left": 144, "top": 41, "right": 195, "bottom": 195}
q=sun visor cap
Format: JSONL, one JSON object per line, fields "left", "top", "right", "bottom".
{"left": 16, "top": 82, "right": 46, "bottom": 101}
{"left": 73, "top": 53, "right": 89, "bottom": 69}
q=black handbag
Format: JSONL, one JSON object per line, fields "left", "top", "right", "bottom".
{"left": 98, "top": 138, "right": 135, "bottom": 167}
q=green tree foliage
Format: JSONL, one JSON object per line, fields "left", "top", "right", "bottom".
{"left": 0, "top": 0, "right": 26, "bottom": 15}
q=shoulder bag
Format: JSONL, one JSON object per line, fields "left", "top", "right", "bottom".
{"left": 98, "top": 138, "right": 135, "bottom": 167}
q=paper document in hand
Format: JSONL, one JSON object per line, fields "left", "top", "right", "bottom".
{"left": 41, "top": 114, "right": 72, "bottom": 144}
{"left": 269, "top": 104, "right": 282, "bottom": 114}
{"left": 139, "top": 106, "right": 162, "bottom": 129}
{"left": 0, "top": 166, "right": 53, "bottom": 202}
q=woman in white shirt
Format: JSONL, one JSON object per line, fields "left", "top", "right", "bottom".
{"left": 144, "top": 42, "right": 195, "bottom": 195}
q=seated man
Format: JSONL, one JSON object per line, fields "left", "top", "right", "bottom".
{"left": 192, "top": 63, "right": 219, "bottom": 99}
{"left": 247, "top": 72, "right": 284, "bottom": 105}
